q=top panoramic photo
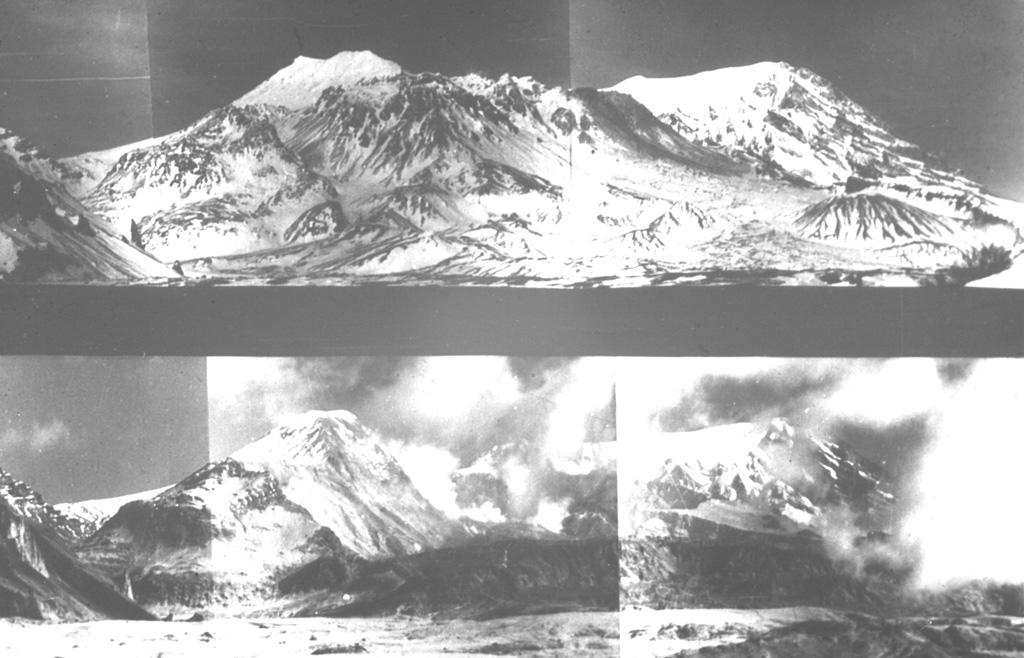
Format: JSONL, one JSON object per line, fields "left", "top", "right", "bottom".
{"left": 2, "top": 0, "right": 1022, "bottom": 287}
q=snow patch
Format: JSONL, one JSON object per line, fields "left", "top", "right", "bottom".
{"left": 235, "top": 51, "right": 403, "bottom": 110}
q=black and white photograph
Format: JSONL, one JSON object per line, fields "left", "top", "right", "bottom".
{"left": 618, "top": 358, "right": 1024, "bottom": 657}
{"left": 1, "top": 1, "right": 1022, "bottom": 286}
{"left": 3, "top": 2, "right": 1024, "bottom": 657}
{"left": 0, "top": 356, "right": 619, "bottom": 656}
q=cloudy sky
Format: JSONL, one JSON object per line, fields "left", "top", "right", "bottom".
{"left": 0, "top": 355, "right": 614, "bottom": 516}
{"left": 0, "top": 357, "right": 208, "bottom": 503}
{"left": 572, "top": 0, "right": 1024, "bottom": 201}
{"left": 207, "top": 356, "right": 614, "bottom": 459}
{"left": 618, "top": 358, "right": 1024, "bottom": 586}
{"left": 207, "top": 356, "right": 615, "bottom": 523}
{"left": 0, "top": 0, "right": 153, "bottom": 158}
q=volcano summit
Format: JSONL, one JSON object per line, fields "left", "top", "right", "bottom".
{"left": 2, "top": 52, "right": 1021, "bottom": 285}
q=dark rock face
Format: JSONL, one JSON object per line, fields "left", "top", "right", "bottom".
{"left": 282, "top": 536, "right": 620, "bottom": 620}
{"left": 0, "top": 469, "right": 92, "bottom": 543}
{"left": 794, "top": 193, "right": 958, "bottom": 243}
{"left": 0, "top": 499, "right": 154, "bottom": 621}
{"left": 0, "top": 147, "right": 172, "bottom": 281}
{"left": 620, "top": 530, "right": 900, "bottom": 613}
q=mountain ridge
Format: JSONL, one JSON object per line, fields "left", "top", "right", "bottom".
{"left": 13, "top": 51, "right": 1015, "bottom": 285}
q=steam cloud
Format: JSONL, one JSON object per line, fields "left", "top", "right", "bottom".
{"left": 207, "top": 357, "right": 616, "bottom": 527}
{"left": 622, "top": 358, "right": 1024, "bottom": 589}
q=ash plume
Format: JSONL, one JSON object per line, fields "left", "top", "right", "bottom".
{"left": 623, "top": 358, "right": 1024, "bottom": 592}
{"left": 207, "top": 357, "right": 615, "bottom": 527}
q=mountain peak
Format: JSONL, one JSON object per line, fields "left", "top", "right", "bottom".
{"left": 232, "top": 409, "right": 376, "bottom": 466}
{"left": 609, "top": 60, "right": 805, "bottom": 116}
{"left": 234, "top": 50, "right": 403, "bottom": 109}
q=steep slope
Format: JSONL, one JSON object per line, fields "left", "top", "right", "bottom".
{"left": 622, "top": 419, "right": 895, "bottom": 539}
{"left": 1, "top": 468, "right": 93, "bottom": 543}
{"left": 75, "top": 411, "right": 467, "bottom": 613}
{"left": 0, "top": 497, "right": 153, "bottom": 621}
{"left": 794, "top": 193, "right": 959, "bottom": 245}
{"left": 76, "top": 458, "right": 343, "bottom": 612}
{"left": 54, "top": 485, "right": 172, "bottom": 543}
{"left": 231, "top": 410, "right": 467, "bottom": 557}
{"left": 74, "top": 105, "right": 341, "bottom": 261}
{"left": 41, "top": 53, "right": 1023, "bottom": 285}
{"left": 64, "top": 52, "right": 741, "bottom": 279}
{"left": 234, "top": 51, "right": 403, "bottom": 110}
{"left": 611, "top": 61, "right": 964, "bottom": 189}
{"left": 0, "top": 131, "right": 175, "bottom": 282}
{"left": 612, "top": 62, "right": 1023, "bottom": 259}
{"left": 619, "top": 419, "right": 908, "bottom": 612}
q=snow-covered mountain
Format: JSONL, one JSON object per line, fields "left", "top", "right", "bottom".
{"left": 0, "top": 131, "right": 177, "bottom": 282}
{"left": 611, "top": 62, "right": 1023, "bottom": 255}
{"left": 235, "top": 51, "right": 403, "bottom": 110}
{"left": 612, "top": 62, "right": 965, "bottom": 189}
{"left": 622, "top": 418, "right": 895, "bottom": 539}
{"left": 75, "top": 410, "right": 467, "bottom": 613}
{"left": 65, "top": 51, "right": 747, "bottom": 280}
{"left": 34, "top": 53, "right": 1022, "bottom": 285}
{"left": 1, "top": 468, "right": 95, "bottom": 543}
{"left": 619, "top": 418, "right": 913, "bottom": 614}
{"left": 54, "top": 485, "right": 171, "bottom": 541}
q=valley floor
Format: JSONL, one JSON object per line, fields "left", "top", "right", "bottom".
{"left": 622, "top": 606, "right": 1024, "bottom": 658}
{"left": 0, "top": 611, "right": 618, "bottom": 658}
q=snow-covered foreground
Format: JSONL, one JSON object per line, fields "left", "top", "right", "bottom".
{"left": 621, "top": 606, "right": 846, "bottom": 657}
{"left": 0, "top": 611, "right": 619, "bottom": 658}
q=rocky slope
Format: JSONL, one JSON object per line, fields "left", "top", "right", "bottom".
{"left": 273, "top": 536, "right": 620, "bottom": 620}
{"left": 619, "top": 419, "right": 908, "bottom": 613}
{"left": 0, "top": 485, "right": 153, "bottom": 621}
{"left": 43, "top": 52, "right": 1022, "bottom": 285}
{"left": 0, "top": 131, "right": 177, "bottom": 282}
{"left": 74, "top": 411, "right": 468, "bottom": 614}
{"left": 0, "top": 468, "right": 93, "bottom": 543}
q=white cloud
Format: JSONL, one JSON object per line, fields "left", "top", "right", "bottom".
{"left": 821, "top": 360, "right": 945, "bottom": 428}
{"left": 383, "top": 356, "right": 522, "bottom": 427}
{"left": 542, "top": 358, "right": 615, "bottom": 460}
{"left": 1, "top": 419, "right": 70, "bottom": 452}
{"left": 903, "top": 359, "right": 1024, "bottom": 587}
{"left": 386, "top": 441, "right": 461, "bottom": 518}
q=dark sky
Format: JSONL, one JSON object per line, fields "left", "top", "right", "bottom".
{"left": 571, "top": 0, "right": 1024, "bottom": 201}
{"left": 1, "top": 0, "right": 1018, "bottom": 200}
{"left": 0, "top": 0, "right": 153, "bottom": 157}
{"left": 148, "top": 0, "right": 570, "bottom": 137}
{"left": 0, "top": 357, "right": 208, "bottom": 504}
{"left": 0, "top": 0, "right": 568, "bottom": 156}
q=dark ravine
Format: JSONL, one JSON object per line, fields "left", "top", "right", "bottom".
{"left": 0, "top": 147, "right": 176, "bottom": 283}
{"left": 0, "top": 499, "right": 154, "bottom": 621}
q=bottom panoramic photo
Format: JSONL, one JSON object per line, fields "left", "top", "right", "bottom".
{"left": 0, "top": 356, "right": 618, "bottom": 657}
{"left": 618, "top": 358, "right": 1024, "bottom": 658}
{"left": 3, "top": 356, "right": 1023, "bottom": 657}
